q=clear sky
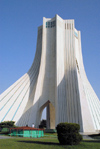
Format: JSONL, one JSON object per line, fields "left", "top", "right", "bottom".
{"left": 0, "top": 0, "right": 100, "bottom": 119}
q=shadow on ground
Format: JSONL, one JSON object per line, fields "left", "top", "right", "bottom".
{"left": 17, "top": 140, "right": 59, "bottom": 145}
{"left": 17, "top": 139, "right": 100, "bottom": 145}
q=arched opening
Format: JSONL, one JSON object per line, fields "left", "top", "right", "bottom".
{"left": 39, "top": 107, "right": 47, "bottom": 128}
{"left": 39, "top": 101, "right": 55, "bottom": 129}
{"left": 41, "top": 107, "right": 46, "bottom": 120}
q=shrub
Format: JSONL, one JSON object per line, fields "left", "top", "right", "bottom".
{"left": 0, "top": 121, "right": 16, "bottom": 134}
{"left": 56, "top": 123, "right": 82, "bottom": 145}
{"left": 0, "top": 121, "right": 15, "bottom": 128}
{"left": 39, "top": 119, "right": 46, "bottom": 128}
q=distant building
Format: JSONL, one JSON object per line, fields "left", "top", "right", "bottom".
{"left": 0, "top": 15, "right": 100, "bottom": 133}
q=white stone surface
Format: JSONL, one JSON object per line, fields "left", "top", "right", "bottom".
{"left": 0, "top": 15, "right": 100, "bottom": 133}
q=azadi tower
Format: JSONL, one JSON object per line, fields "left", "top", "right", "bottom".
{"left": 0, "top": 15, "right": 100, "bottom": 133}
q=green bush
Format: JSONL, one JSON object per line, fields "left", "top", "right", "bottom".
{"left": 0, "top": 121, "right": 16, "bottom": 134}
{"left": 0, "top": 121, "right": 15, "bottom": 128}
{"left": 56, "top": 123, "right": 82, "bottom": 145}
{"left": 39, "top": 119, "right": 46, "bottom": 128}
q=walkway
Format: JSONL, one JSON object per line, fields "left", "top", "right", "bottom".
{"left": 0, "top": 135, "right": 13, "bottom": 139}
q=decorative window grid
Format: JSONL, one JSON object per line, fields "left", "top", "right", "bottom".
{"left": 46, "top": 21, "right": 56, "bottom": 28}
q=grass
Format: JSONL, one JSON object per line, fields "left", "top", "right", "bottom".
{"left": 43, "top": 133, "right": 57, "bottom": 138}
{"left": 0, "top": 136, "right": 100, "bottom": 149}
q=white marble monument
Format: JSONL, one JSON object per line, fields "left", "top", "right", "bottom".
{"left": 0, "top": 15, "right": 100, "bottom": 133}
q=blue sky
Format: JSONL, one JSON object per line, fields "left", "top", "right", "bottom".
{"left": 0, "top": 0, "right": 100, "bottom": 118}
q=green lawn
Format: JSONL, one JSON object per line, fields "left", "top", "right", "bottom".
{"left": 0, "top": 137, "right": 100, "bottom": 149}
